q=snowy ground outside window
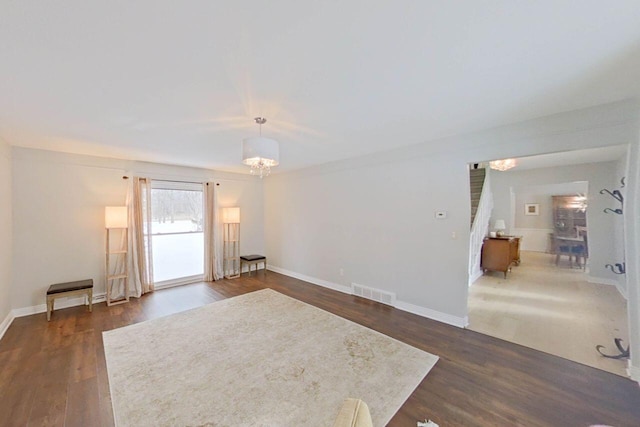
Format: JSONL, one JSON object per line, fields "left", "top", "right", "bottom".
{"left": 151, "top": 220, "right": 203, "bottom": 282}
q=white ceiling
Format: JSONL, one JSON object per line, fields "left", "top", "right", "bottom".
{"left": 491, "top": 144, "right": 629, "bottom": 171}
{"left": 2, "top": 1, "right": 640, "bottom": 174}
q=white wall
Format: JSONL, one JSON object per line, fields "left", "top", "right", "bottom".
{"left": 614, "top": 154, "right": 628, "bottom": 297}
{"left": 625, "top": 133, "right": 640, "bottom": 380}
{"left": 265, "top": 153, "right": 471, "bottom": 322}
{"left": 0, "top": 138, "right": 12, "bottom": 327}
{"left": 11, "top": 148, "right": 264, "bottom": 310}
{"left": 514, "top": 191, "right": 553, "bottom": 230}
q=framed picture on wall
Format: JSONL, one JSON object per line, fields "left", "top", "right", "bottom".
{"left": 524, "top": 203, "right": 539, "bottom": 216}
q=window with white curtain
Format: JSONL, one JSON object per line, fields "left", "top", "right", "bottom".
{"left": 150, "top": 180, "right": 204, "bottom": 285}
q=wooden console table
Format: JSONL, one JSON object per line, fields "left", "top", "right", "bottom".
{"left": 481, "top": 236, "right": 521, "bottom": 278}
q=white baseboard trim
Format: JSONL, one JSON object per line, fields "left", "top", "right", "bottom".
{"left": 267, "top": 265, "right": 467, "bottom": 328}
{"left": 627, "top": 361, "right": 640, "bottom": 383}
{"left": 0, "top": 310, "right": 15, "bottom": 341}
{"left": 512, "top": 228, "right": 554, "bottom": 253}
{"left": 394, "top": 300, "right": 468, "bottom": 328}
{"left": 587, "top": 276, "right": 628, "bottom": 299}
{"left": 587, "top": 276, "right": 618, "bottom": 286}
{"left": 12, "top": 292, "right": 107, "bottom": 318}
{"left": 468, "top": 269, "right": 483, "bottom": 286}
{"left": 267, "top": 265, "right": 351, "bottom": 294}
{"left": 155, "top": 275, "right": 204, "bottom": 290}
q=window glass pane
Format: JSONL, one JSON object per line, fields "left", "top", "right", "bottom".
{"left": 149, "top": 184, "right": 204, "bottom": 283}
{"left": 151, "top": 189, "right": 203, "bottom": 234}
{"left": 152, "top": 233, "right": 203, "bottom": 282}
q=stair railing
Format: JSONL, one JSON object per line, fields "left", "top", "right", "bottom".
{"left": 469, "top": 170, "right": 493, "bottom": 285}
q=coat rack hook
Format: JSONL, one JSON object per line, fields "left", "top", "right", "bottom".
{"left": 605, "top": 263, "right": 626, "bottom": 274}
{"left": 603, "top": 208, "right": 623, "bottom": 215}
{"left": 599, "top": 189, "right": 623, "bottom": 203}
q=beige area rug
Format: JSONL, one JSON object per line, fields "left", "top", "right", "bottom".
{"left": 103, "top": 289, "right": 438, "bottom": 427}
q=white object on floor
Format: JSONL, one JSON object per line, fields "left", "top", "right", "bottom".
{"left": 418, "top": 420, "right": 439, "bottom": 427}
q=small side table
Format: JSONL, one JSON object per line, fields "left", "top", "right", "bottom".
{"left": 46, "top": 279, "right": 94, "bottom": 321}
{"left": 240, "top": 255, "right": 267, "bottom": 276}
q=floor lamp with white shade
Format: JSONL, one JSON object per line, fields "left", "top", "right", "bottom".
{"left": 105, "top": 206, "right": 129, "bottom": 305}
{"left": 223, "top": 207, "right": 240, "bottom": 279}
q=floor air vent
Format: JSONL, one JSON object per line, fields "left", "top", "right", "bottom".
{"left": 351, "top": 283, "right": 396, "bottom": 306}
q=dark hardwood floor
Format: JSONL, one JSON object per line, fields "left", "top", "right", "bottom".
{"left": 1, "top": 271, "right": 639, "bottom": 426}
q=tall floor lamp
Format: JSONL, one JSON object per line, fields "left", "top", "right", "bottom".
{"left": 105, "top": 206, "right": 129, "bottom": 305}
{"left": 223, "top": 207, "right": 240, "bottom": 279}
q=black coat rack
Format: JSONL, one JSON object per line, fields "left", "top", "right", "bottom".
{"left": 600, "top": 177, "right": 625, "bottom": 214}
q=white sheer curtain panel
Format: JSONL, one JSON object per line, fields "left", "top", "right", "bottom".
{"left": 127, "top": 177, "right": 154, "bottom": 296}
{"left": 203, "top": 182, "right": 222, "bottom": 281}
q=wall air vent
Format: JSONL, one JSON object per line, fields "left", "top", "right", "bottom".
{"left": 351, "top": 283, "right": 396, "bottom": 306}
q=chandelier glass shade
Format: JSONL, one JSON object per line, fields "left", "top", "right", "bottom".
{"left": 242, "top": 136, "right": 279, "bottom": 178}
{"left": 489, "top": 158, "right": 516, "bottom": 171}
{"left": 242, "top": 118, "right": 279, "bottom": 178}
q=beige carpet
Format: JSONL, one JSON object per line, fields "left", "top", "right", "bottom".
{"left": 469, "top": 251, "right": 629, "bottom": 377}
{"left": 103, "top": 289, "right": 438, "bottom": 426}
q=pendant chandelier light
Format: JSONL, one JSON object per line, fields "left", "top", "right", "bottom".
{"left": 242, "top": 117, "right": 279, "bottom": 178}
{"left": 489, "top": 158, "right": 516, "bottom": 171}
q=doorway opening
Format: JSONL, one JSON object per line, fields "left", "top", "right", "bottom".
{"left": 150, "top": 180, "right": 204, "bottom": 287}
{"left": 466, "top": 146, "right": 629, "bottom": 377}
